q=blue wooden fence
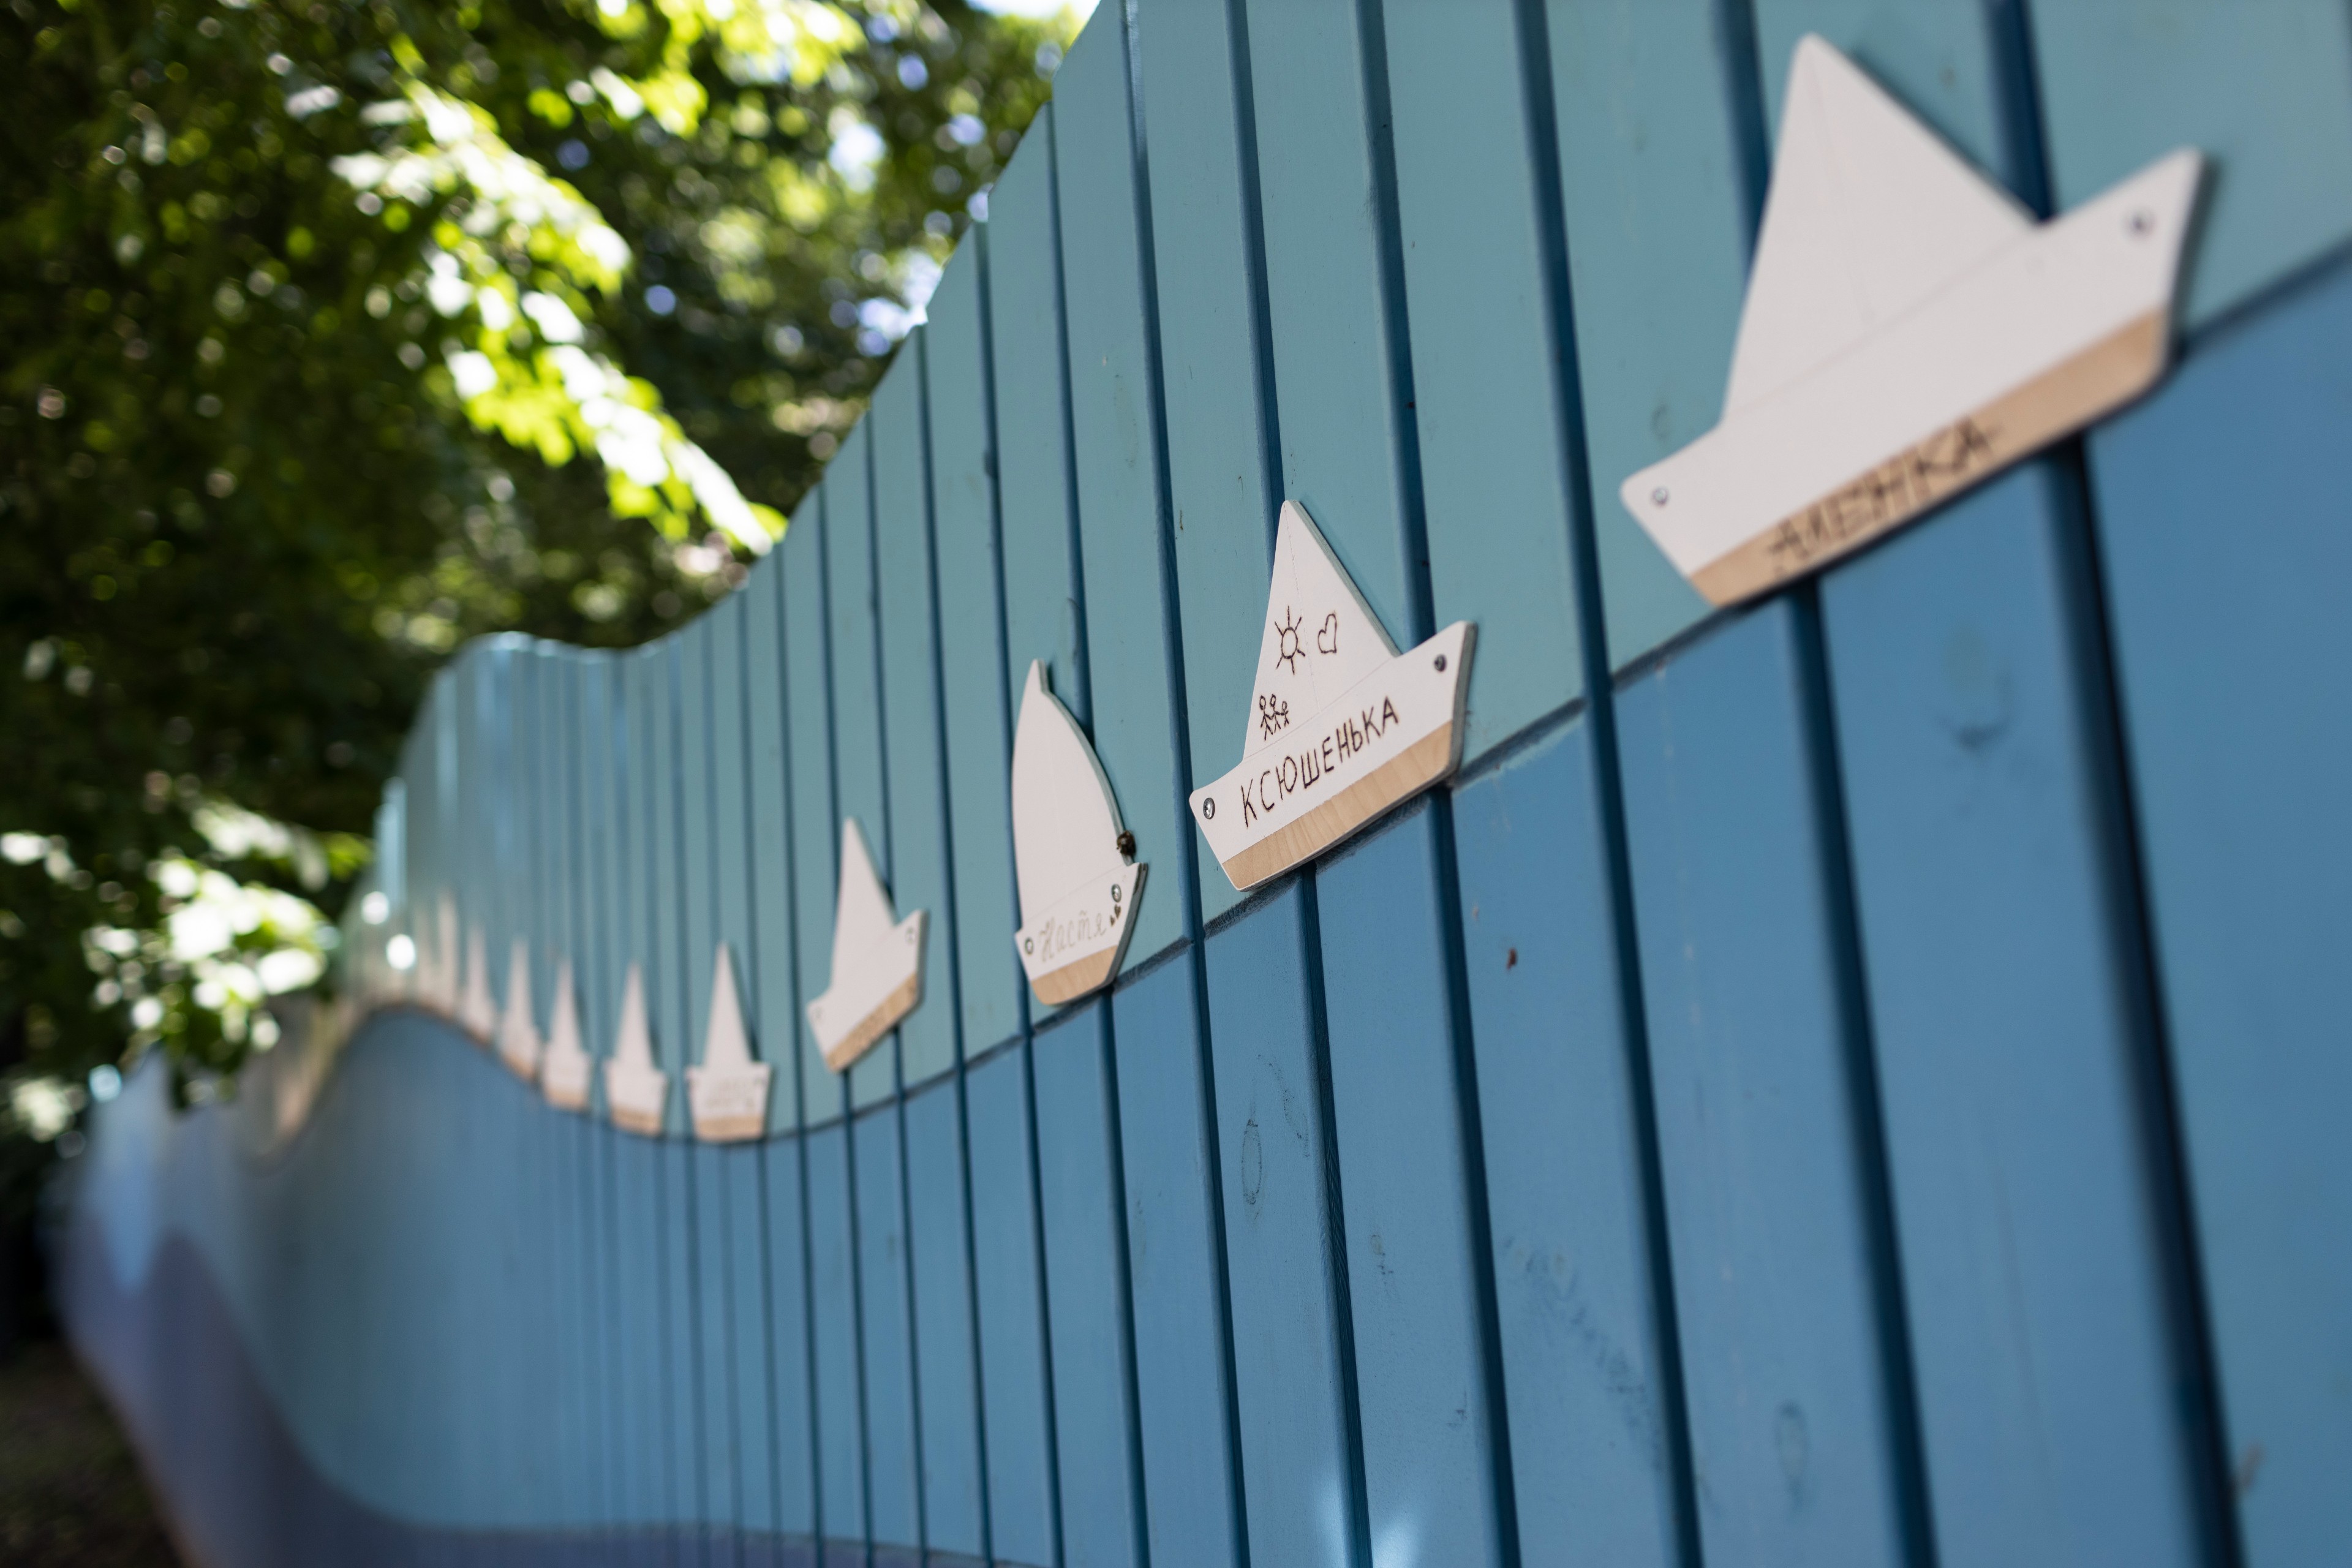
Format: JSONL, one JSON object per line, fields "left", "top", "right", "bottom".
{"left": 58, "top": 2, "right": 2352, "bottom": 1565}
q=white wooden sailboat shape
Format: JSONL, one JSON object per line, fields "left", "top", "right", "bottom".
{"left": 540, "top": 958, "right": 592, "bottom": 1112}
{"left": 687, "top": 945, "right": 770, "bottom": 1142}
{"left": 1188, "top": 502, "right": 1474, "bottom": 891}
{"left": 497, "top": 939, "right": 542, "bottom": 1082}
{"left": 603, "top": 961, "right": 668, "bottom": 1136}
{"left": 805, "top": 820, "right": 925, "bottom": 1074}
{"left": 1621, "top": 36, "right": 2201, "bottom": 605}
{"left": 1012, "top": 661, "right": 1145, "bottom": 1006}
{"left": 458, "top": 924, "right": 498, "bottom": 1044}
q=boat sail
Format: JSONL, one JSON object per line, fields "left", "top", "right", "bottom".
{"left": 496, "top": 939, "right": 541, "bottom": 1082}
{"left": 540, "top": 958, "right": 592, "bottom": 1112}
{"left": 1012, "top": 661, "right": 1145, "bottom": 1005}
{"left": 1188, "top": 501, "right": 1474, "bottom": 891}
{"left": 1620, "top": 36, "right": 2201, "bottom": 605}
{"left": 805, "top": 820, "right": 925, "bottom": 1074}
{"left": 603, "top": 961, "right": 668, "bottom": 1136}
{"left": 687, "top": 945, "right": 770, "bottom": 1141}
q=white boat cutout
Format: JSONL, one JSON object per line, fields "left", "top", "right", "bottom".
{"left": 687, "top": 945, "right": 770, "bottom": 1141}
{"left": 1621, "top": 36, "right": 2201, "bottom": 605}
{"left": 458, "top": 924, "right": 498, "bottom": 1043}
{"left": 805, "top": 820, "right": 925, "bottom": 1074}
{"left": 540, "top": 958, "right": 592, "bottom": 1112}
{"left": 1188, "top": 501, "right": 1474, "bottom": 891}
{"left": 1012, "top": 661, "right": 1145, "bottom": 1005}
{"left": 496, "top": 939, "right": 542, "bottom": 1082}
{"left": 603, "top": 961, "right": 668, "bottom": 1136}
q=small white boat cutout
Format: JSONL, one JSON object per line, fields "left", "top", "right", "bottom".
{"left": 540, "top": 958, "right": 592, "bottom": 1112}
{"left": 805, "top": 820, "right": 924, "bottom": 1074}
{"left": 687, "top": 945, "right": 770, "bottom": 1141}
{"left": 497, "top": 939, "right": 542, "bottom": 1082}
{"left": 603, "top": 961, "right": 669, "bottom": 1136}
{"left": 1012, "top": 661, "right": 1145, "bottom": 1006}
{"left": 1620, "top": 36, "right": 2201, "bottom": 605}
{"left": 1188, "top": 502, "right": 1474, "bottom": 891}
{"left": 458, "top": 924, "right": 498, "bottom": 1043}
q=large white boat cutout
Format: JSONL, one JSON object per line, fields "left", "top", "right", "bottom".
{"left": 805, "top": 820, "right": 925, "bottom": 1074}
{"left": 540, "top": 957, "right": 592, "bottom": 1112}
{"left": 1188, "top": 501, "right": 1474, "bottom": 891}
{"left": 496, "top": 939, "right": 541, "bottom": 1082}
{"left": 603, "top": 961, "right": 668, "bottom": 1136}
{"left": 1012, "top": 661, "right": 1145, "bottom": 1005}
{"left": 687, "top": 945, "right": 770, "bottom": 1141}
{"left": 458, "top": 924, "right": 498, "bottom": 1043}
{"left": 1621, "top": 36, "right": 2201, "bottom": 605}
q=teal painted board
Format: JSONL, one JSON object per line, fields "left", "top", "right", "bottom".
{"left": 1315, "top": 804, "right": 1513, "bottom": 1568}
{"left": 871, "top": 344, "right": 959, "bottom": 1090}
{"left": 965, "top": 1041, "right": 1059, "bottom": 1568}
{"left": 805, "top": 1120, "right": 867, "bottom": 1559}
{"left": 1055, "top": 7, "right": 1189, "bottom": 971}
{"left": 1242, "top": 0, "right": 1423, "bottom": 644}
{"left": 1031, "top": 1003, "right": 1145, "bottom": 1568}
{"left": 988, "top": 103, "right": 1089, "bottom": 729}
{"left": 1202, "top": 885, "right": 1367, "bottom": 1568}
{"left": 1134, "top": 0, "right": 1280, "bottom": 928}
{"left": 784, "top": 491, "right": 848, "bottom": 1131}
{"left": 578, "top": 650, "right": 634, "bottom": 1534}
{"left": 1450, "top": 720, "right": 1684, "bottom": 1568}
{"left": 1383, "top": 0, "right": 1589, "bottom": 751}
{"left": 824, "top": 428, "right": 902, "bottom": 1113}
{"left": 925, "top": 235, "right": 1027, "bottom": 1060}
{"left": 1818, "top": 465, "right": 2210, "bottom": 1568}
{"left": 2079, "top": 258, "right": 2352, "bottom": 1566}
{"left": 1615, "top": 605, "right": 1918, "bottom": 1568}
{"left": 2030, "top": 0, "right": 2352, "bottom": 331}
{"left": 745, "top": 554, "right": 800, "bottom": 1135}
{"left": 763, "top": 1138, "right": 819, "bottom": 1555}
{"left": 1109, "top": 959, "right": 1245, "bottom": 1568}
{"left": 712, "top": 593, "right": 782, "bottom": 1543}
{"left": 852, "top": 1101, "right": 922, "bottom": 1557}
{"left": 1542, "top": 0, "right": 1747, "bottom": 669}
{"left": 686, "top": 616, "right": 745, "bottom": 1547}
{"left": 901, "top": 1076, "right": 984, "bottom": 1560}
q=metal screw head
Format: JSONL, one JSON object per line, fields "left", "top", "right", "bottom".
{"left": 1023, "top": 937, "right": 1033, "bottom": 956}
{"left": 1202, "top": 797, "right": 1215, "bottom": 820}
{"left": 1110, "top": 881, "right": 1122, "bottom": 903}
{"left": 1651, "top": 486, "right": 1670, "bottom": 505}
{"left": 1116, "top": 829, "right": 1136, "bottom": 857}
{"left": 2128, "top": 209, "right": 2154, "bottom": 236}
{"left": 1434, "top": 654, "right": 1447, "bottom": 673}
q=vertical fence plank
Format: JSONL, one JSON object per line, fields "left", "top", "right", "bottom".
{"left": 1615, "top": 606, "right": 1918, "bottom": 1567}
{"left": 1541, "top": 0, "right": 1751, "bottom": 670}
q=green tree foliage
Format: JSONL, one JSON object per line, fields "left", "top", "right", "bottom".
{"left": 0, "top": 0, "right": 1075, "bottom": 1089}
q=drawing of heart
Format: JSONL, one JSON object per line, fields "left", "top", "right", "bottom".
{"left": 1317, "top": 612, "right": 1340, "bottom": 656}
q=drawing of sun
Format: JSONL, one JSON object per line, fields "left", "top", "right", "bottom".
{"left": 1275, "top": 606, "right": 1305, "bottom": 674}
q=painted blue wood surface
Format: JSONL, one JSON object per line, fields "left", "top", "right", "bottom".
{"left": 852, "top": 1098, "right": 922, "bottom": 1559}
{"left": 805, "top": 1118, "right": 867, "bottom": 1562}
{"left": 964, "top": 1042, "right": 1060, "bottom": 1568}
{"left": 988, "top": 102, "right": 1088, "bottom": 730}
{"left": 1242, "top": 0, "right": 1422, "bottom": 649}
{"left": 902, "top": 1074, "right": 985, "bottom": 1561}
{"left": 1615, "top": 605, "right": 1919, "bottom": 1568}
{"left": 871, "top": 344, "right": 959, "bottom": 1091}
{"left": 826, "top": 424, "right": 903, "bottom": 1113}
{"left": 1542, "top": 0, "right": 1750, "bottom": 669}
{"left": 924, "top": 235, "right": 1027, "bottom": 1062}
{"left": 1316, "top": 804, "right": 1513, "bottom": 1568}
{"left": 1134, "top": 0, "right": 1280, "bottom": 927}
{"left": 1201, "top": 884, "right": 1365, "bottom": 1568}
{"left": 2081, "top": 256, "right": 2352, "bottom": 1567}
{"left": 783, "top": 491, "right": 845, "bottom": 1133}
{"left": 1382, "top": 0, "right": 1589, "bottom": 750}
{"left": 1030, "top": 1004, "right": 1145, "bottom": 1568}
{"left": 1055, "top": 6, "right": 1188, "bottom": 973}
{"left": 2030, "top": 0, "right": 2352, "bottom": 331}
{"left": 1450, "top": 721, "right": 1685, "bottom": 1567}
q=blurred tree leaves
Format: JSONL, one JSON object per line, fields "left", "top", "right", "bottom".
{"left": 0, "top": 0, "right": 1073, "bottom": 1084}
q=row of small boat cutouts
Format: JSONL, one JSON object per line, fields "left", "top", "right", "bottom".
{"left": 361, "top": 36, "right": 2203, "bottom": 1139}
